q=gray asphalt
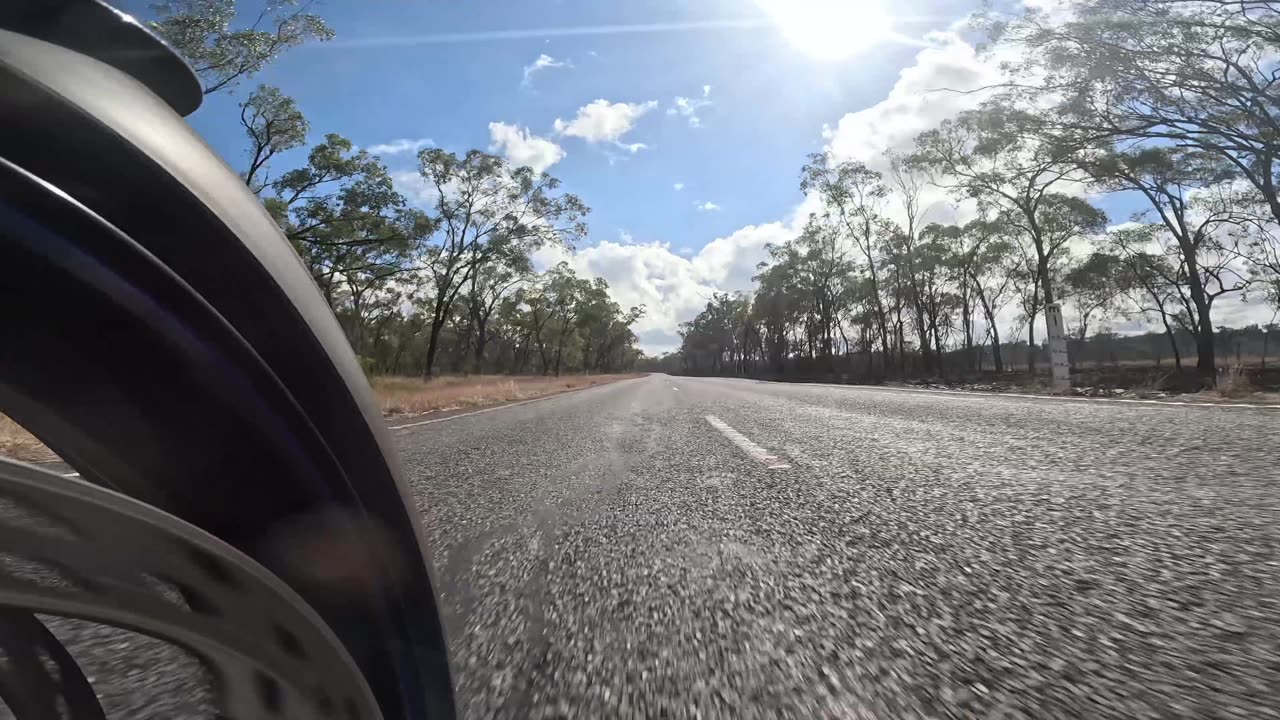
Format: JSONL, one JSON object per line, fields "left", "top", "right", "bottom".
{"left": 401, "top": 373, "right": 1280, "bottom": 720}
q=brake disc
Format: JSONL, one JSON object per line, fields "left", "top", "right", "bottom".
{"left": 0, "top": 459, "right": 383, "bottom": 720}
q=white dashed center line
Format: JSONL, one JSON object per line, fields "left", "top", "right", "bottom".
{"left": 704, "top": 415, "right": 791, "bottom": 469}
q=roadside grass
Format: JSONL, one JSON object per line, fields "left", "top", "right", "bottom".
{"left": 0, "top": 414, "right": 56, "bottom": 463}
{"left": 372, "top": 373, "right": 645, "bottom": 417}
{"left": 1072, "top": 356, "right": 1272, "bottom": 369}
{"left": 1214, "top": 365, "right": 1257, "bottom": 399}
{"left": 0, "top": 374, "right": 644, "bottom": 464}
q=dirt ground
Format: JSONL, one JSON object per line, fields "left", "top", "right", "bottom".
{"left": 373, "top": 373, "right": 644, "bottom": 417}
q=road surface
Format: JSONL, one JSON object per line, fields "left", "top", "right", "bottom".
{"left": 400, "top": 373, "right": 1278, "bottom": 719}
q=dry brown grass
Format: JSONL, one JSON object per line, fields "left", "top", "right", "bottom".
{"left": 0, "top": 414, "right": 56, "bottom": 463}
{"left": 1074, "top": 355, "right": 1273, "bottom": 370}
{"left": 1215, "top": 365, "right": 1255, "bottom": 398}
{"left": 0, "top": 375, "right": 642, "bottom": 463}
{"left": 372, "top": 373, "right": 645, "bottom": 417}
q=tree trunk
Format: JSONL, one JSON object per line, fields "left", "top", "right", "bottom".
{"left": 861, "top": 226, "right": 892, "bottom": 375}
{"left": 423, "top": 314, "right": 446, "bottom": 379}
{"left": 914, "top": 303, "right": 931, "bottom": 375}
{"left": 932, "top": 318, "right": 945, "bottom": 379}
{"left": 391, "top": 344, "right": 405, "bottom": 376}
{"left": 537, "top": 342, "right": 550, "bottom": 374}
{"left": 961, "top": 297, "right": 975, "bottom": 371}
{"left": 1038, "top": 257, "right": 1055, "bottom": 307}
{"left": 473, "top": 316, "right": 489, "bottom": 374}
{"left": 1192, "top": 298, "right": 1216, "bottom": 383}
{"left": 1159, "top": 312, "right": 1182, "bottom": 373}
{"left": 895, "top": 321, "right": 906, "bottom": 376}
{"left": 991, "top": 323, "right": 1004, "bottom": 374}
{"left": 1027, "top": 310, "right": 1038, "bottom": 375}
{"left": 971, "top": 272, "right": 1004, "bottom": 374}
{"left": 1175, "top": 241, "right": 1216, "bottom": 383}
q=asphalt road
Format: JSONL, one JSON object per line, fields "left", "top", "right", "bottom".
{"left": 400, "top": 373, "right": 1279, "bottom": 720}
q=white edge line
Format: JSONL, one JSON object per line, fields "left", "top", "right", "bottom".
{"left": 705, "top": 415, "right": 791, "bottom": 470}
{"left": 721, "top": 377, "right": 1280, "bottom": 410}
{"left": 388, "top": 376, "right": 643, "bottom": 430}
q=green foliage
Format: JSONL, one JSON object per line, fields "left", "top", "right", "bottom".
{"left": 144, "top": 0, "right": 643, "bottom": 378}
{"left": 149, "top": 0, "right": 334, "bottom": 95}
{"left": 239, "top": 85, "right": 308, "bottom": 192}
{"left": 1064, "top": 252, "right": 1128, "bottom": 340}
{"left": 414, "top": 148, "right": 590, "bottom": 375}
{"left": 264, "top": 134, "right": 420, "bottom": 310}
{"left": 165, "top": 0, "right": 1280, "bottom": 384}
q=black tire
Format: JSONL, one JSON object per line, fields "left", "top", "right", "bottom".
{"left": 0, "top": 5, "right": 455, "bottom": 719}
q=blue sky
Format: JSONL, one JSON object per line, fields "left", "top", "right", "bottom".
{"left": 114, "top": 0, "right": 1270, "bottom": 351}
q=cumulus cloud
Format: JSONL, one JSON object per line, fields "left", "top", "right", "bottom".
{"left": 673, "top": 182, "right": 685, "bottom": 191}
{"left": 533, "top": 222, "right": 795, "bottom": 352}
{"left": 667, "top": 85, "right": 713, "bottom": 127}
{"left": 367, "top": 137, "right": 434, "bottom": 156}
{"left": 390, "top": 169, "right": 436, "bottom": 207}
{"left": 816, "top": 30, "right": 1006, "bottom": 231}
{"left": 488, "top": 122, "right": 566, "bottom": 174}
{"left": 822, "top": 31, "right": 1001, "bottom": 170}
{"left": 554, "top": 99, "right": 658, "bottom": 152}
{"left": 696, "top": 201, "right": 721, "bottom": 212}
{"left": 522, "top": 53, "right": 571, "bottom": 87}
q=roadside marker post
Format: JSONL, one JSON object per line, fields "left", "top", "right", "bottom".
{"left": 1045, "top": 302, "right": 1071, "bottom": 394}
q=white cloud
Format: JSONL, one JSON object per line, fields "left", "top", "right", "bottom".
{"left": 673, "top": 182, "right": 685, "bottom": 191}
{"left": 488, "top": 122, "right": 566, "bottom": 174}
{"left": 390, "top": 169, "right": 436, "bottom": 207}
{"left": 619, "top": 229, "right": 635, "bottom": 244}
{"left": 533, "top": 222, "right": 795, "bottom": 351}
{"left": 553, "top": 99, "right": 658, "bottom": 151}
{"left": 822, "top": 31, "right": 1001, "bottom": 171}
{"left": 522, "top": 53, "right": 571, "bottom": 87}
{"left": 667, "top": 85, "right": 713, "bottom": 127}
{"left": 367, "top": 137, "right": 434, "bottom": 156}
{"left": 816, "top": 30, "right": 1006, "bottom": 231}
{"left": 696, "top": 201, "right": 721, "bottom": 212}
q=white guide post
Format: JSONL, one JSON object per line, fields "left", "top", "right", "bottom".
{"left": 1045, "top": 302, "right": 1071, "bottom": 393}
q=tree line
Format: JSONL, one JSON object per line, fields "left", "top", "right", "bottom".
{"left": 664, "top": 0, "right": 1280, "bottom": 386}
{"left": 149, "top": 0, "right": 644, "bottom": 377}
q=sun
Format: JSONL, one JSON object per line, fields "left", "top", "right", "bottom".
{"left": 755, "top": 0, "right": 894, "bottom": 60}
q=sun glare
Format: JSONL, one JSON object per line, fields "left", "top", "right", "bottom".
{"left": 755, "top": 0, "right": 893, "bottom": 60}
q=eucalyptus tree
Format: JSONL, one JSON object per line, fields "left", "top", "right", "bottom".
{"left": 149, "top": 0, "right": 334, "bottom": 95}
{"left": 415, "top": 149, "right": 588, "bottom": 377}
